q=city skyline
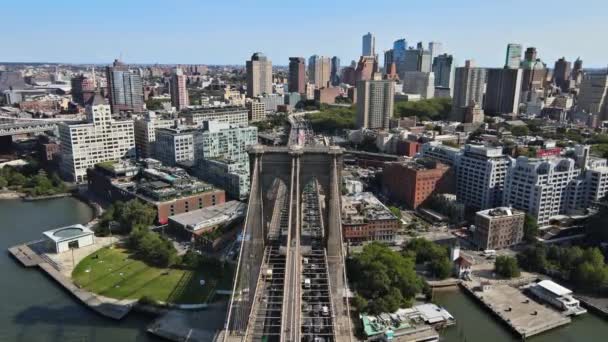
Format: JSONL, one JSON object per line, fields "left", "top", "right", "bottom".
{"left": 3, "top": 0, "right": 607, "bottom": 67}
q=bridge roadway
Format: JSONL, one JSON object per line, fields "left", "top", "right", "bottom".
{"left": 0, "top": 121, "right": 57, "bottom": 136}
{"left": 222, "top": 115, "right": 352, "bottom": 342}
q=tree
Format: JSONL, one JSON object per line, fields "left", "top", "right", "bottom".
{"left": 0, "top": 176, "right": 7, "bottom": 188}
{"left": 585, "top": 205, "right": 608, "bottom": 243}
{"left": 8, "top": 172, "right": 27, "bottom": 187}
{"left": 494, "top": 256, "right": 520, "bottom": 278}
{"left": 510, "top": 125, "right": 530, "bottom": 137}
{"left": 523, "top": 214, "right": 539, "bottom": 243}
{"left": 428, "top": 256, "right": 453, "bottom": 279}
{"left": 347, "top": 243, "right": 422, "bottom": 314}
{"left": 517, "top": 244, "right": 548, "bottom": 272}
{"left": 393, "top": 98, "right": 452, "bottom": 120}
{"left": 389, "top": 206, "right": 402, "bottom": 220}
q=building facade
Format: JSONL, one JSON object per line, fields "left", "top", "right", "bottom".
{"left": 170, "top": 68, "right": 189, "bottom": 110}
{"left": 474, "top": 207, "right": 525, "bottom": 249}
{"left": 505, "top": 43, "right": 523, "bottom": 69}
{"left": 484, "top": 68, "right": 523, "bottom": 115}
{"left": 246, "top": 52, "right": 273, "bottom": 97}
{"left": 180, "top": 106, "right": 248, "bottom": 127}
{"left": 402, "top": 71, "right": 435, "bottom": 99}
{"left": 308, "top": 55, "right": 331, "bottom": 89}
{"left": 452, "top": 60, "right": 487, "bottom": 121}
{"left": 288, "top": 57, "right": 306, "bottom": 94}
{"left": 58, "top": 95, "right": 135, "bottom": 182}
{"left": 105, "top": 59, "right": 144, "bottom": 113}
{"left": 133, "top": 112, "right": 174, "bottom": 159}
{"left": 432, "top": 54, "right": 455, "bottom": 97}
{"left": 356, "top": 78, "right": 395, "bottom": 130}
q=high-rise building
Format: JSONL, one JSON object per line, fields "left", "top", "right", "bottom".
{"left": 356, "top": 77, "right": 395, "bottom": 130}
{"left": 288, "top": 57, "right": 306, "bottom": 94}
{"left": 402, "top": 71, "right": 435, "bottom": 99}
{"left": 154, "top": 127, "right": 197, "bottom": 166}
{"left": 520, "top": 49, "right": 547, "bottom": 97}
{"left": 58, "top": 94, "right": 135, "bottom": 182}
{"left": 393, "top": 38, "right": 408, "bottom": 78}
{"left": 134, "top": 111, "right": 174, "bottom": 159}
{"left": 473, "top": 208, "right": 525, "bottom": 250}
{"left": 428, "top": 42, "right": 443, "bottom": 71}
{"left": 355, "top": 55, "right": 377, "bottom": 82}
{"left": 503, "top": 156, "right": 580, "bottom": 225}
{"left": 463, "top": 101, "right": 485, "bottom": 124}
{"left": 170, "top": 68, "right": 189, "bottom": 110}
{"left": 432, "top": 54, "right": 455, "bottom": 97}
{"left": 524, "top": 47, "right": 537, "bottom": 62}
{"left": 106, "top": 59, "right": 144, "bottom": 113}
{"left": 247, "top": 101, "right": 266, "bottom": 122}
{"left": 403, "top": 43, "right": 432, "bottom": 73}
{"left": 484, "top": 68, "right": 523, "bottom": 115}
{"left": 71, "top": 75, "right": 96, "bottom": 106}
{"left": 572, "top": 58, "right": 584, "bottom": 86}
{"left": 308, "top": 55, "right": 331, "bottom": 88}
{"left": 452, "top": 60, "right": 487, "bottom": 121}
{"left": 383, "top": 49, "right": 394, "bottom": 74}
{"left": 553, "top": 57, "right": 571, "bottom": 92}
{"left": 331, "top": 56, "right": 341, "bottom": 86}
{"left": 362, "top": 32, "right": 375, "bottom": 57}
{"left": 341, "top": 67, "right": 356, "bottom": 86}
{"left": 194, "top": 121, "right": 258, "bottom": 199}
{"left": 457, "top": 145, "right": 511, "bottom": 210}
{"left": 505, "top": 43, "right": 523, "bottom": 69}
{"left": 578, "top": 72, "right": 608, "bottom": 120}
{"left": 246, "top": 52, "right": 273, "bottom": 97}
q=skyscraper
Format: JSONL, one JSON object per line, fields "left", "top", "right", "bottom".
{"left": 524, "top": 47, "right": 537, "bottom": 62}
{"left": 106, "top": 59, "right": 144, "bottom": 113}
{"left": 432, "top": 54, "right": 455, "bottom": 97}
{"left": 288, "top": 57, "right": 306, "bottom": 94}
{"left": 505, "top": 43, "right": 522, "bottom": 69}
{"left": 71, "top": 74, "right": 96, "bottom": 106}
{"left": 356, "top": 76, "right": 395, "bottom": 130}
{"left": 402, "top": 72, "right": 435, "bottom": 99}
{"left": 393, "top": 38, "right": 408, "bottom": 78}
{"left": 362, "top": 32, "right": 375, "bottom": 57}
{"left": 428, "top": 42, "right": 443, "bottom": 71}
{"left": 170, "top": 68, "right": 189, "bottom": 110}
{"left": 308, "top": 55, "right": 331, "bottom": 88}
{"left": 246, "top": 52, "right": 273, "bottom": 97}
{"left": 383, "top": 49, "right": 394, "bottom": 75}
{"left": 553, "top": 57, "right": 571, "bottom": 92}
{"left": 403, "top": 43, "right": 432, "bottom": 73}
{"left": 484, "top": 68, "right": 523, "bottom": 115}
{"left": 331, "top": 56, "right": 341, "bottom": 86}
{"left": 452, "top": 60, "right": 487, "bottom": 121}
{"left": 578, "top": 72, "right": 608, "bottom": 120}
{"left": 355, "top": 56, "right": 376, "bottom": 82}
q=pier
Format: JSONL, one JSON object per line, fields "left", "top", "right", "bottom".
{"left": 461, "top": 282, "right": 571, "bottom": 338}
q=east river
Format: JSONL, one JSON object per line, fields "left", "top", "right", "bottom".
{"left": 1, "top": 197, "right": 607, "bottom": 341}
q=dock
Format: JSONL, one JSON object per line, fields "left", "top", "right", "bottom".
{"left": 8, "top": 241, "right": 133, "bottom": 320}
{"left": 461, "top": 282, "right": 571, "bottom": 338}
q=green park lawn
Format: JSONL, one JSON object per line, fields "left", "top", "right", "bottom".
{"left": 72, "top": 247, "right": 234, "bottom": 304}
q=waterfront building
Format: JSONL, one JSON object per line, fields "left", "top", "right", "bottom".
{"left": 170, "top": 68, "right": 189, "bottom": 110}
{"left": 503, "top": 156, "right": 580, "bottom": 225}
{"left": 133, "top": 111, "right": 174, "bottom": 159}
{"left": 457, "top": 145, "right": 511, "bottom": 210}
{"left": 87, "top": 159, "right": 225, "bottom": 224}
{"left": 505, "top": 43, "right": 523, "bottom": 69}
{"left": 58, "top": 95, "right": 135, "bottom": 183}
{"left": 362, "top": 32, "right": 375, "bottom": 57}
{"left": 402, "top": 71, "right": 435, "bottom": 99}
{"left": 246, "top": 52, "right": 273, "bottom": 97}
{"left": 529, "top": 280, "right": 586, "bottom": 316}
{"left": 43, "top": 224, "right": 94, "bottom": 253}
{"left": 382, "top": 159, "right": 452, "bottom": 209}
{"left": 356, "top": 77, "right": 395, "bottom": 130}
{"left": 484, "top": 68, "right": 523, "bottom": 115}
{"left": 180, "top": 106, "right": 248, "bottom": 127}
{"left": 341, "top": 192, "right": 398, "bottom": 243}
{"left": 288, "top": 57, "right": 306, "bottom": 94}
{"left": 473, "top": 207, "right": 525, "bottom": 250}
{"left": 105, "top": 59, "right": 144, "bottom": 113}
{"left": 452, "top": 60, "right": 487, "bottom": 121}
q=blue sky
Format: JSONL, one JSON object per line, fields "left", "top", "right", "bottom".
{"left": 2, "top": 0, "right": 607, "bottom": 67}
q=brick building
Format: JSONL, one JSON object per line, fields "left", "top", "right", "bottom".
{"left": 382, "top": 159, "right": 452, "bottom": 209}
{"left": 341, "top": 192, "right": 399, "bottom": 243}
{"left": 473, "top": 207, "right": 525, "bottom": 250}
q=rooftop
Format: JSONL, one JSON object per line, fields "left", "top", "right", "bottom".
{"left": 342, "top": 192, "right": 396, "bottom": 224}
{"left": 536, "top": 280, "right": 572, "bottom": 297}
{"left": 169, "top": 201, "right": 246, "bottom": 232}
{"left": 477, "top": 207, "right": 523, "bottom": 219}
{"left": 43, "top": 224, "right": 94, "bottom": 243}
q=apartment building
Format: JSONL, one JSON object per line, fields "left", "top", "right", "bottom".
{"left": 133, "top": 112, "right": 174, "bottom": 159}
{"left": 180, "top": 106, "right": 248, "bottom": 127}
{"left": 58, "top": 95, "right": 135, "bottom": 182}
{"left": 474, "top": 207, "right": 525, "bottom": 249}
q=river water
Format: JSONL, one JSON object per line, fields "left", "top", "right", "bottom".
{"left": 2, "top": 197, "right": 607, "bottom": 341}
{"left": 434, "top": 288, "right": 608, "bottom": 342}
{"left": 0, "top": 197, "right": 163, "bottom": 342}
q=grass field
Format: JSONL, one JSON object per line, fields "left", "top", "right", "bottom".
{"left": 72, "top": 247, "right": 234, "bottom": 304}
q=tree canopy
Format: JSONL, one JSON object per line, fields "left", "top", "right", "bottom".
{"left": 347, "top": 243, "right": 422, "bottom": 314}
{"left": 95, "top": 200, "right": 156, "bottom": 236}
{"left": 403, "top": 238, "right": 453, "bottom": 280}
{"left": 494, "top": 256, "right": 520, "bottom": 278}
{"left": 306, "top": 106, "right": 356, "bottom": 133}
{"left": 393, "top": 98, "right": 452, "bottom": 121}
